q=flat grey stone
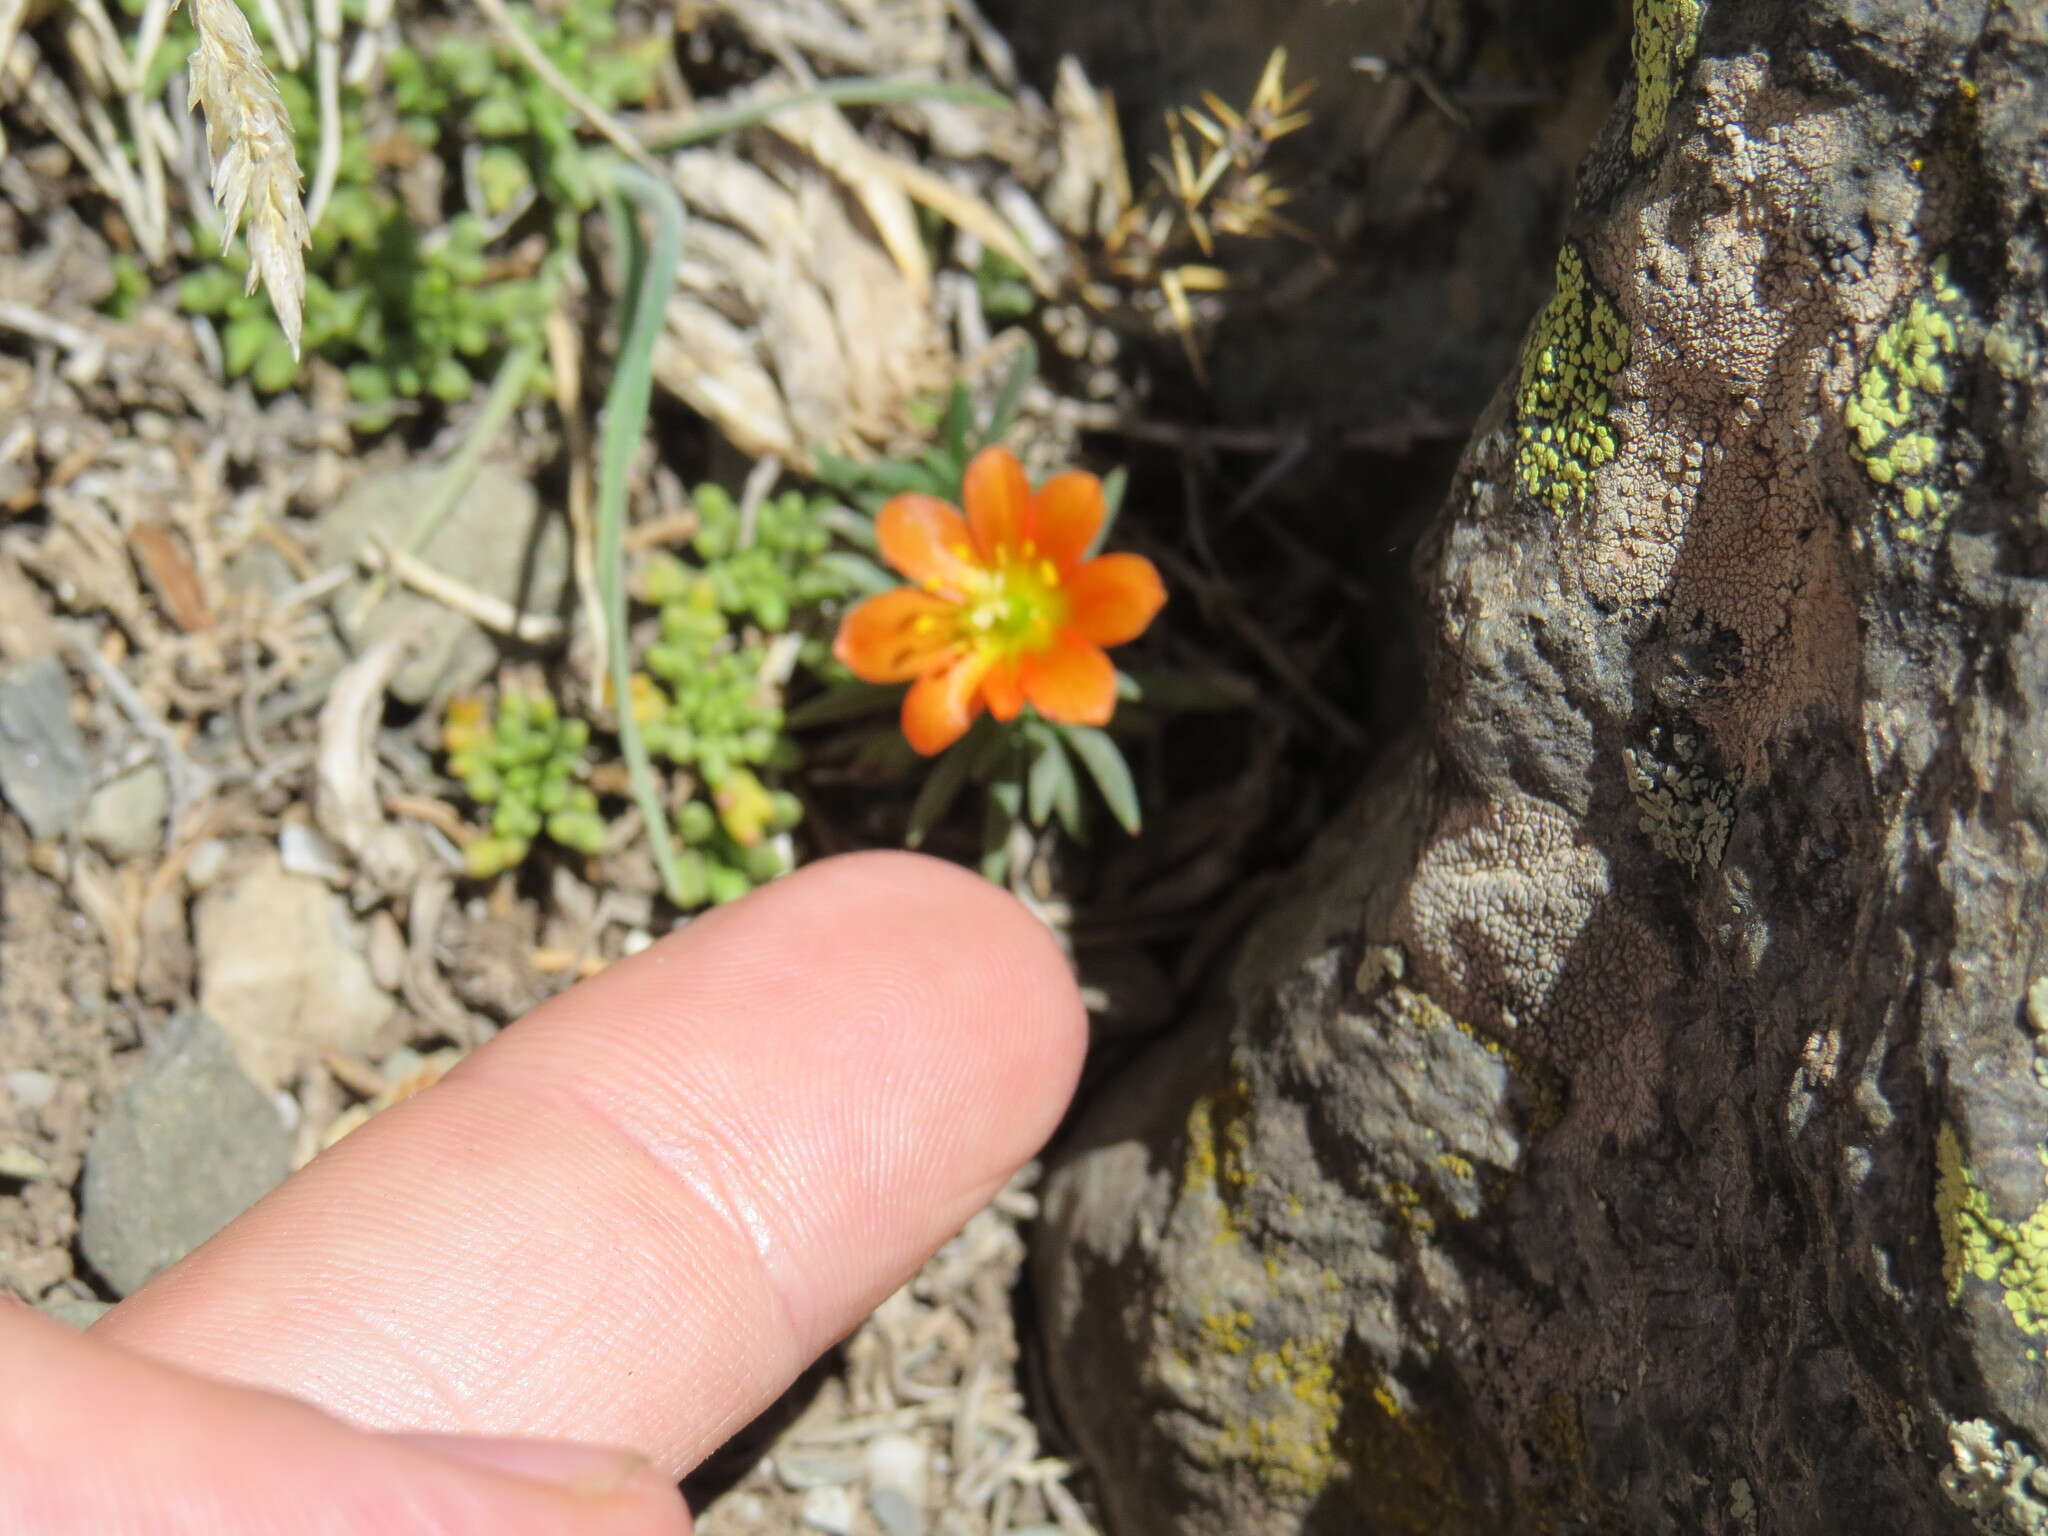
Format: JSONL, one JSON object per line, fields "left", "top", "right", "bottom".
{"left": 78, "top": 1011, "right": 292, "bottom": 1297}
{"left": 0, "top": 657, "right": 88, "bottom": 839}
{"left": 79, "top": 762, "right": 168, "bottom": 861}
{"left": 311, "top": 464, "right": 568, "bottom": 705}
{"left": 867, "top": 1488, "right": 922, "bottom": 1536}
{"left": 798, "top": 1487, "right": 855, "bottom": 1536}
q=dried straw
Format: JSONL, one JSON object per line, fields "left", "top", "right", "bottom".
{"left": 180, "top": 0, "right": 308, "bottom": 354}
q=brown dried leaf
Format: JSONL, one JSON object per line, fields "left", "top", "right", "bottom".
{"left": 128, "top": 519, "right": 215, "bottom": 633}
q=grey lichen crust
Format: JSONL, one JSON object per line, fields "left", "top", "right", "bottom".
{"left": 1943, "top": 1420, "right": 2048, "bottom": 1536}
{"left": 1625, "top": 726, "right": 1741, "bottom": 873}
{"left": 1037, "top": 2, "right": 2048, "bottom": 1533}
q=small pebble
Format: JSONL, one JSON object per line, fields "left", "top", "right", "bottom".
{"left": 864, "top": 1433, "right": 927, "bottom": 1536}
{"left": 869, "top": 1487, "right": 922, "bottom": 1536}
{"left": 5, "top": 1068, "right": 56, "bottom": 1109}
{"left": 778, "top": 1447, "right": 863, "bottom": 1489}
{"left": 79, "top": 763, "right": 168, "bottom": 861}
{"left": 278, "top": 820, "right": 351, "bottom": 885}
{"left": 367, "top": 910, "right": 408, "bottom": 992}
{"left": 183, "top": 838, "right": 231, "bottom": 890}
{"left": 712, "top": 1491, "right": 767, "bottom": 1528}
{"left": 799, "top": 1486, "right": 855, "bottom": 1535}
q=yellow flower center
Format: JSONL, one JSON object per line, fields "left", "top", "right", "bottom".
{"left": 916, "top": 540, "right": 1067, "bottom": 660}
{"left": 954, "top": 542, "right": 1067, "bottom": 658}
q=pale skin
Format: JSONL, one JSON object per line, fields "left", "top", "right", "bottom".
{"left": 0, "top": 852, "right": 1088, "bottom": 1534}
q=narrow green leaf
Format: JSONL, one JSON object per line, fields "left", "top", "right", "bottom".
{"left": 811, "top": 447, "right": 865, "bottom": 495}
{"left": 642, "top": 77, "right": 1010, "bottom": 153}
{"left": 1061, "top": 724, "right": 1142, "bottom": 835}
{"left": 941, "top": 383, "right": 975, "bottom": 466}
{"left": 905, "top": 737, "right": 973, "bottom": 848}
{"left": 989, "top": 774, "right": 1023, "bottom": 817}
{"left": 816, "top": 505, "right": 880, "bottom": 552}
{"left": 960, "top": 715, "right": 1017, "bottom": 783}
{"left": 979, "top": 786, "right": 1017, "bottom": 884}
{"left": 594, "top": 161, "right": 689, "bottom": 906}
{"left": 1026, "top": 727, "right": 1076, "bottom": 829}
{"left": 784, "top": 680, "right": 903, "bottom": 729}
{"left": 1051, "top": 748, "right": 1085, "bottom": 840}
{"left": 1118, "top": 667, "right": 1256, "bottom": 713}
{"left": 978, "top": 335, "right": 1038, "bottom": 449}
{"left": 813, "top": 550, "right": 899, "bottom": 595}
{"left": 1084, "top": 465, "right": 1128, "bottom": 559}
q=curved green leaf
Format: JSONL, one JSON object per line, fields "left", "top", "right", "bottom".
{"left": 1060, "top": 724, "right": 1142, "bottom": 835}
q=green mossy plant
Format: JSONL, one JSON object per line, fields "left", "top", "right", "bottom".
{"left": 444, "top": 690, "right": 606, "bottom": 878}
{"left": 175, "top": 0, "right": 659, "bottom": 424}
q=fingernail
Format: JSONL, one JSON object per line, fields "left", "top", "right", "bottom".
{"left": 392, "top": 1432, "right": 652, "bottom": 1495}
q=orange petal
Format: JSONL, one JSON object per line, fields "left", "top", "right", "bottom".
{"left": 1021, "top": 632, "right": 1117, "bottom": 726}
{"left": 876, "top": 494, "right": 979, "bottom": 594}
{"left": 903, "top": 651, "right": 991, "bottom": 755}
{"left": 963, "top": 445, "right": 1032, "bottom": 561}
{"left": 1032, "top": 471, "right": 1105, "bottom": 574}
{"left": 983, "top": 655, "right": 1026, "bottom": 721}
{"left": 833, "top": 588, "right": 961, "bottom": 683}
{"left": 1064, "top": 554, "right": 1167, "bottom": 647}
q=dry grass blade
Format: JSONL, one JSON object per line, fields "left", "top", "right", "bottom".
{"left": 180, "top": 0, "right": 309, "bottom": 354}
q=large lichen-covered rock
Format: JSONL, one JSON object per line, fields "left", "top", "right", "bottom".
{"left": 1034, "top": 1, "right": 2048, "bottom": 1532}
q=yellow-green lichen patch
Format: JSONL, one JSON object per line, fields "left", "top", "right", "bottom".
{"left": 1183, "top": 1066, "right": 1257, "bottom": 1240}
{"left": 1847, "top": 259, "right": 1967, "bottom": 545}
{"left": 1377, "top": 1176, "right": 1436, "bottom": 1236}
{"left": 1203, "top": 1337, "right": 1347, "bottom": 1500}
{"left": 1515, "top": 244, "right": 1630, "bottom": 518}
{"left": 1630, "top": 0, "right": 1702, "bottom": 156}
{"left": 1935, "top": 1122, "right": 2048, "bottom": 1334}
{"left": 1201, "top": 1305, "right": 1254, "bottom": 1355}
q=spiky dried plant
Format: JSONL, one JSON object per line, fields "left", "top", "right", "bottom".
{"left": 180, "top": 0, "right": 308, "bottom": 354}
{"left": 1091, "top": 47, "right": 1316, "bottom": 382}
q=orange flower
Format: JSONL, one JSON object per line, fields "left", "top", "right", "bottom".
{"left": 834, "top": 446, "right": 1167, "bottom": 756}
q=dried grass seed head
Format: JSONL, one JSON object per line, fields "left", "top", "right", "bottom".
{"left": 181, "top": 0, "right": 309, "bottom": 355}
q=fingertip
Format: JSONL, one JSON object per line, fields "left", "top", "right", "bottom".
{"left": 705, "top": 849, "right": 1089, "bottom": 1184}
{"left": 766, "top": 849, "right": 1086, "bottom": 1108}
{"left": 83, "top": 848, "right": 1093, "bottom": 1471}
